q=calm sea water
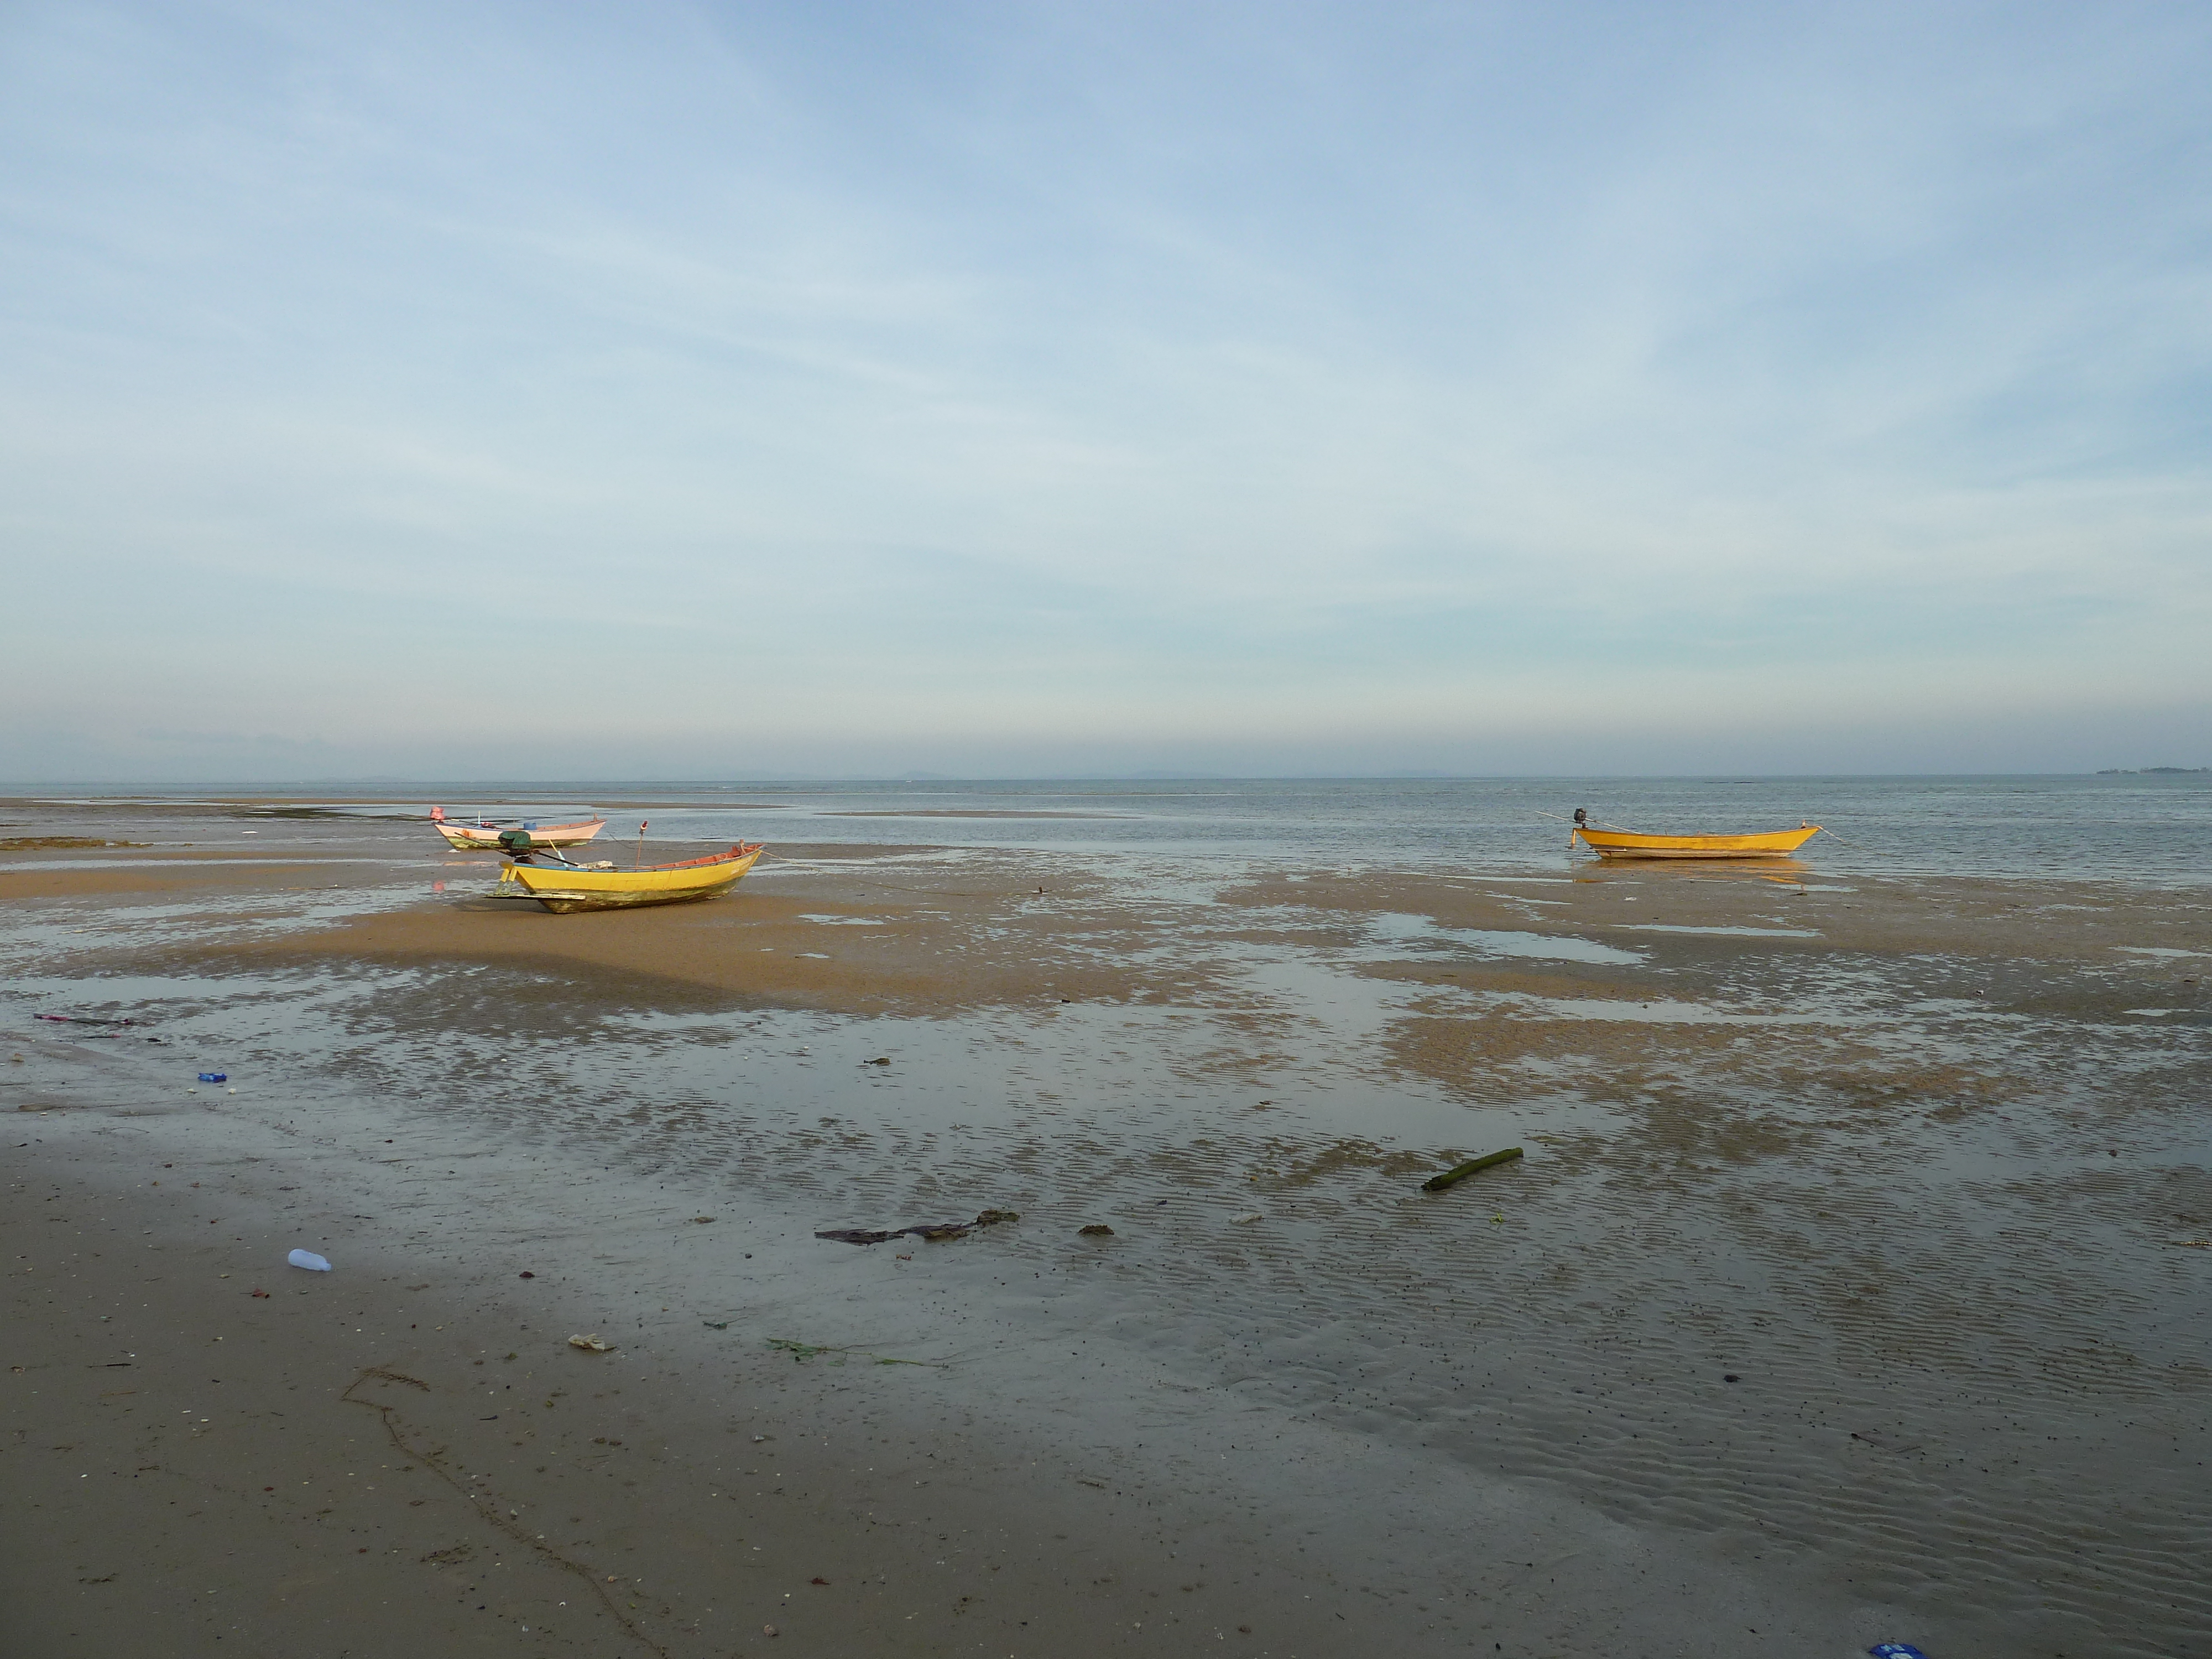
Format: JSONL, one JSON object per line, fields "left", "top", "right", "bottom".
{"left": 54, "top": 772, "right": 2212, "bottom": 884}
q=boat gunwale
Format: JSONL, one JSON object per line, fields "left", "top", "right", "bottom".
{"left": 623, "top": 844, "right": 765, "bottom": 874}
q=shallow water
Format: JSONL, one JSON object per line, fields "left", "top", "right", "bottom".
{"left": 13, "top": 769, "right": 2212, "bottom": 882}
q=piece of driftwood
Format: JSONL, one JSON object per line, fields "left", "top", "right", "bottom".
{"left": 815, "top": 1208, "right": 1021, "bottom": 1246}
{"left": 1421, "top": 1146, "right": 1524, "bottom": 1192}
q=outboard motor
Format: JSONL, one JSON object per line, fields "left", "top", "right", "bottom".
{"left": 497, "top": 828, "right": 535, "bottom": 855}
{"left": 1573, "top": 808, "right": 1588, "bottom": 828}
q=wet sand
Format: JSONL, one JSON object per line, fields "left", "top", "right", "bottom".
{"left": 4, "top": 797, "right": 2210, "bottom": 1657}
{"left": 6, "top": 1114, "right": 1449, "bottom": 1657}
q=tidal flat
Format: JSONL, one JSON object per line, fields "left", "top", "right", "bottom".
{"left": 4, "top": 796, "right": 2209, "bottom": 1658}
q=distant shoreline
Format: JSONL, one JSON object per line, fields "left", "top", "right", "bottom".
{"left": 7, "top": 767, "right": 2211, "bottom": 792}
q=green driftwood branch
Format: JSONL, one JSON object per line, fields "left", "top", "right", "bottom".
{"left": 1421, "top": 1146, "right": 1524, "bottom": 1192}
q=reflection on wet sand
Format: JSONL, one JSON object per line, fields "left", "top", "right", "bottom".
{"left": 1569, "top": 853, "right": 1822, "bottom": 887}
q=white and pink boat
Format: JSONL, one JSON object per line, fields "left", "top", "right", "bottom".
{"left": 429, "top": 806, "right": 607, "bottom": 851}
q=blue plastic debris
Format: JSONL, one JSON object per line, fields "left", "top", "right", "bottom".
{"left": 1870, "top": 1645, "right": 1930, "bottom": 1658}
{"left": 197, "top": 1072, "right": 226, "bottom": 1083}
{"left": 288, "top": 1249, "right": 332, "bottom": 1272}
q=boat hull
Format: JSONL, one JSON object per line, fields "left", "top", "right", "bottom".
{"left": 499, "top": 846, "right": 763, "bottom": 912}
{"left": 1574, "top": 826, "right": 1822, "bottom": 860}
{"left": 436, "top": 816, "right": 606, "bottom": 850}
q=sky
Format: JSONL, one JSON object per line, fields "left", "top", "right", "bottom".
{"left": 2, "top": 0, "right": 2208, "bottom": 781}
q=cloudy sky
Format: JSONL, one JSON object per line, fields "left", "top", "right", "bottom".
{"left": 2, "top": 1, "right": 2207, "bottom": 780}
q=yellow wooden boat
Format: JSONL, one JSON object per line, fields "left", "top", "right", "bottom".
{"left": 499, "top": 843, "right": 764, "bottom": 912}
{"left": 1572, "top": 823, "right": 1822, "bottom": 860}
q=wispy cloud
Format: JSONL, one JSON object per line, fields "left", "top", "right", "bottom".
{"left": 2, "top": 0, "right": 2208, "bottom": 778}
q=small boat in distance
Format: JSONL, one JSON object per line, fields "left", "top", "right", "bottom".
{"left": 1572, "top": 821, "right": 1822, "bottom": 860}
{"left": 498, "top": 844, "right": 765, "bottom": 912}
{"left": 431, "top": 806, "right": 606, "bottom": 850}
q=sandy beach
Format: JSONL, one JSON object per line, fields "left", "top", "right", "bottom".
{"left": 5, "top": 795, "right": 2209, "bottom": 1658}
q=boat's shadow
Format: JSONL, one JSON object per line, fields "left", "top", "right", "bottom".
{"left": 1569, "top": 857, "right": 1817, "bottom": 887}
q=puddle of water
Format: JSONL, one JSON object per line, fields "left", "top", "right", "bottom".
{"left": 0, "top": 855, "right": 404, "bottom": 872}
{"left": 1610, "top": 924, "right": 1822, "bottom": 937}
{"left": 1494, "top": 994, "right": 1829, "bottom": 1024}
{"left": 756, "top": 849, "right": 991, "bottom": 872}
{"left": 1369, "top": 912, "right": 1644, "bottom": 965}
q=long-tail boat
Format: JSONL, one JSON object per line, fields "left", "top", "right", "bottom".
{"left": 431, "top": 806, "right": 606, "bottom": 850}
{"left": 498, "top": 844, "right": 765, "bottom": 912}
{"left": 1572, "top": 823, "right": 1822, "bottom": 860}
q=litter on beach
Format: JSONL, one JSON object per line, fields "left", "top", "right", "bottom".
{"left": 197, "top": 1072, "right": 227, "bottom": 1083}
{"left": 1869, "top": 1645, "right": 1931, "bottom": 1658}
{"left": 1421, "top": 1146, "right": 1525, "bottom": 1191}
{"left": 287, "top": 1249, "right": 331, "bottom": 1271}
{"left": 568, "top": 1333, "right": 615, "bottom": 1352}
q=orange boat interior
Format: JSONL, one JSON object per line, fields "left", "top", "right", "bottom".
{"left": 639, "top": 843, "right": 763, "bottom": 873}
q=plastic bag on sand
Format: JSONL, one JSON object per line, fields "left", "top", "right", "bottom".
{"left": 288, "top": 1249, "right": 332, "bottom": 1272}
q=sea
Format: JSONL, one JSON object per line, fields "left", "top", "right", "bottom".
{"left": 42, "top": 770, "right": 2212, "bottom": 882}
